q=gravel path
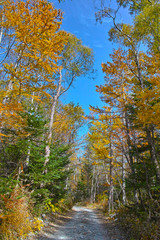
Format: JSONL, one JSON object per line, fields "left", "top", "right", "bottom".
{"left": 37, "top": 206, "right": 110, "bottom": 240}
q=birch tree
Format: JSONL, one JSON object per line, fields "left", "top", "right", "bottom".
{"left": 44, "top": 34, "right": 94, "bottom": 170}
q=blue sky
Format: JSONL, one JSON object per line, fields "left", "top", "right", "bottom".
{"left": 52, "top": 0, "right": 114, "bottom": 110}
{"left": 52, "top": 0, "right": 132, "bottom": 137}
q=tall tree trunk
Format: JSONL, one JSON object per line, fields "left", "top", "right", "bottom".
{"left": 25, "top": 92, "right": 35, "bottom": 167}
{"left": 96, "top": 165, "right": 100, "bottom": 195}
{"left": 44, "top": 69, "right": 62, "bottom": 171}
{"left": 91, "top": 165, "right": 96, "bottom": 203}
{"left": 124, "top": 112, "right": 138, "bottom": 203}
{"left": 109, "top": 132, "right": 114, "bottom": 212}
{"left": 122, "top": 75, "right": 138, "bottom": 203}
{"left": 132, "top": 130, "right": 153, "bottom": 200}
{"left": 122, "top": 155, "right": 126, "bottom": 204}
{"left": 146, "top": 126, "right": 160, "bottom": 182}
{"left": 0, "top": 13, "right": 4, "bottom": 45}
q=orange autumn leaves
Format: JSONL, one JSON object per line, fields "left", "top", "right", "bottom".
{"left": 97, "top": 49, "right": 160, "bottom": 128}
{"left": 88, "top": 48, "right": 160, "bottom": 166}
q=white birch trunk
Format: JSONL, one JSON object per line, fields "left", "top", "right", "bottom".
{"left": 91, "top": 165, "right": 95, "bottom": 203}
{"left": 25, "top": 93, "right": 35, "bottom": 167}
{"left": 44, "top": 69, "right": 62, "bottom": 170}
{"left": 0, "top": 13, "right": 4, "bottom": 45}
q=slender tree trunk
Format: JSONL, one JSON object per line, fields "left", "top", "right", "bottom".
{"left": 122, "top": 155, "right": 126, "bottom": 204}
{"left": 25, "top": 93, "right": 35, "bottom": 167}
{"left": 114, "top": 165, "right": 127, "bottom": 205}
{"left": 2, "top": 49, "right": 24, "bottom": 104}
{"left": 96, "top": 166, "right": 100, "bottom": 195}
{"left": 115, "top": 189, "right": 121, "bottom": 207}
{"left": 134, "top": 51, "right": 144, "bottom": 89}
{"left": 86, "top": 165, "right": 90, "bottom": 198}
{"left": 26, "top": 141, "right": 31, "bottom": 167}
{"left": 109, "top": 133, "right": 114, "bottom": 212}
{"left": 44, "top": 69, "right": 62, "bottom": 171}
{"left": 146, "top": 126, "right": 160, "bottom": 182}
{"left": 124, "top": 112, "right": 138, "bottom": 203}
{"left": 0, "top": 13, "right": 4, "bottom": 45}
{"left": 93, "top": 175, "right": 97, "bottom": 203}
{"left": 0, "top": 48, "right": 24, "bottom": 150}
{"left": 132, "top": 130, "right": 153, "bottom": 200}
{"left": 91, "top": 166, "right": 96, "bottom": 203}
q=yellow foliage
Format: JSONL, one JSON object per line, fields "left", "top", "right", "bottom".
{"left": 44, "top": 198, "right": 71, "bottom": 215}
{"left": 32, "top": 218, "right": 44, "bottom": 232}
{"left": 0, "top": 187, "right": 39, "bottom": 240}
{"left": 0, "top": 0, "right": 69, "bottom": 139}
{"left": 45, "top": 201, "right": 59, "bottom": 214}
{"left": 92, "top": 161, "right": 101, "bottom": 165}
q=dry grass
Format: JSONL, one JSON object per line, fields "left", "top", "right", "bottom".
{"left": 0, "top": 186, "right": 43, "bottom": 240}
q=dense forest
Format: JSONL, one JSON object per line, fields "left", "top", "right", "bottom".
{"left": 0, "top": 0, "right": 159, "bottom": 239}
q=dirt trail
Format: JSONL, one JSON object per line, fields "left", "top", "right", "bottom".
{"left": 37, "top": 206, "right": 110, "bottom": 240}
{"left": 36, "top": 206, "right": 128, "bottom": 240}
